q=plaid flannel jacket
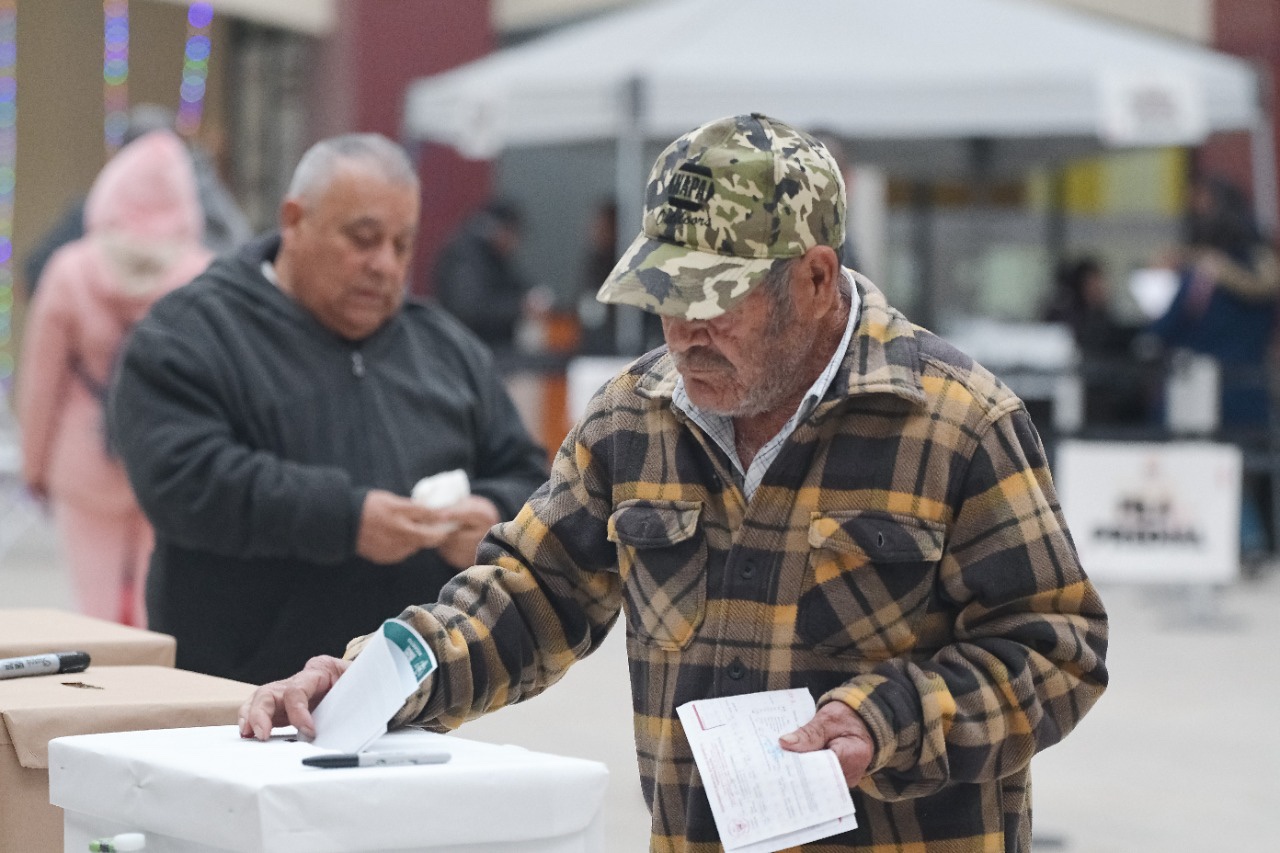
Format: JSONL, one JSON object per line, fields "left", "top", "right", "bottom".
{"left": 384, "top": 277, "right": 1109, "bottom": 852}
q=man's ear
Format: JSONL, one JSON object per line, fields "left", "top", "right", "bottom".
{"left": 798, "top": 245, "right": 842, "bottom": 314}
{"left": 279, "top": 198, "right": 305, "bottom": 232}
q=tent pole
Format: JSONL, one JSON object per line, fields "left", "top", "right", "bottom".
{"left": 1047, "top": 168, "right": 1069, "bottom": 277}
{"left": 911, "top": 182, "right": 937, "bottom": 331}
{"left": 1250, "top": 101, "right": 1279, "bottom": 240}
{"left": 615, "top": 75, "right": 647, "bottom": 355}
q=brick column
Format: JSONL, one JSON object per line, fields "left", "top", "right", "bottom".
{"left": 1200, "top": 0, "right": 1280, "bottom": 237}
{"left": 325, "top": 0, "right": 496, "bottom": 295}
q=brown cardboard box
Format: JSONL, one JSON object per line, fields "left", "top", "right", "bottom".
{"left": 0, "top": 665, "right": 253, "bottom": 853}
{"left": 0, "top": 608, "right": 176, "bottom": 667}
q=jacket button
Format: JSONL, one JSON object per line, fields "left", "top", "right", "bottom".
{"left": 740, "top": 558, "right": 756, "bottom": 580}
{"left": 727, "top": 660, "right": 745, "bottom": 680}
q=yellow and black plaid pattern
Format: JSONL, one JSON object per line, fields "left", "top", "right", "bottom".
{"left": 386, "top": 276, "right": 1109, "bottom": 852}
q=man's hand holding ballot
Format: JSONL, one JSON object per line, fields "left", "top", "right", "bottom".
{"left": 778, "top": 699, "right": 875, "bottom": 788}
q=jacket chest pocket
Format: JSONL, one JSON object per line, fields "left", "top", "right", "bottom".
{"left": 608, "top": 499, "right": 706, "bottom": 652}
{"left": 797, "top": 511, "right": 945, "bottom": 660}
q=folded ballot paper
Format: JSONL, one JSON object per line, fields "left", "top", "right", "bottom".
{"left": 411, "top": 469, "right": 470, "bottom": 509}
{"left": 308, "top": 618, "right": 437, "bottom": 753}
{"left": 676, "top": 688, "right": 857, "bottom": 853}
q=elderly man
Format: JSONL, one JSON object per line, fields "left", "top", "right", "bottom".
{"left": 241, "top": 115, "right": 1108, "bottom": 852}
{"left": 110, "top": 133, "right": 547, "bottom": 685}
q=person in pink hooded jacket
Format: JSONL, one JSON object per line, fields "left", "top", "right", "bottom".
{"left": 17, "top": 130, "right": 213, "bottom": 625}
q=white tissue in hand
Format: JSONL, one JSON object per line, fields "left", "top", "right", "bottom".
{"left": 411, "top": 469, "right": 470, "bottom": 509}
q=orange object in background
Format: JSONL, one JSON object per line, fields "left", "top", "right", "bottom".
{"left": 539, "top": 311, "right": 581, "bottom": 464}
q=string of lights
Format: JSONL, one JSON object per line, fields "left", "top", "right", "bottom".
{"left": 176, "top": 2, "right": 214, "bottom": 137}
{"left": 103, "top": 0, "right": 129, "bottom": 153}
{"left": 3, "top": 2, "right": 215, "bottom": 387}
{"left": 0, "top": 0, "right": 15, "bottom": 388}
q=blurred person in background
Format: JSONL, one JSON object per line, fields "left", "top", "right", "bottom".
{"left": 432, "top": 199, "right": 539, "bottom": 368}
{"left": 575, "top": 198, "right": 620, "bottom": 355}
{"left": 17, "top": 130, "right": 212, "bottom": 626}
{"left": 1150, "top": 174, "right": 1280, "bottom": 430}
{"left": 109, "top": 134, "right": 547, "bottom": 684}
{"left": 575, "top": 198, "right": 666, "bottom": 356}
{"left": 1044, "top": 256, "right": 1116, "bottom": 343}
{"left": 1043, "top": 255, "right": 1144, "bottom": 425}
{"left": 22, "top": 103, "right": 252, "bottom": 296}
{"left": 1150, "top": 174, "right": 1280, "bottom": 558}
{"left": 241, "top": 115, "right": 1108, "bottom": 852}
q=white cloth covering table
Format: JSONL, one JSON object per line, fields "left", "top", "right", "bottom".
{"left": 49, "top": 725, "right": 608, "bottom": 852}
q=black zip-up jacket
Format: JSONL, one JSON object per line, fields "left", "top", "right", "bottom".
{"left": 110, "top": 235, "right": 548, "bottom": 684}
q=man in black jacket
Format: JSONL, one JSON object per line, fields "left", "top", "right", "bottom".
{"left": 433, "top": 200, "right": 530, "bottom": 368}
{"left": 110, "top": 133, "right": 548, "bottom": 684}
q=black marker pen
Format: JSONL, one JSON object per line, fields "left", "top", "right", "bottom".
{"left": 302, "top": 750, "right": 451, "bottom": 769}
{"left": 0, "top": 651, "right": 91, "bottom": 680}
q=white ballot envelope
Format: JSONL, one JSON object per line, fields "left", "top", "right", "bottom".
{"left": 309, "top": 618, "right": 437, "bottom": 753}
{"left": 677, "top": 688, "right": 857, "bottom": 853}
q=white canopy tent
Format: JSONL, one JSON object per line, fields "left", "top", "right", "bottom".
{"left": 403, "top": 0, "right": 1271, "bottom": 344}
{"left": 405, "top": 0, "right": 1261, "bottom": 156}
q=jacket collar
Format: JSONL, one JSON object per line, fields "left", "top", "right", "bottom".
{"left": 634, "top": 273, "right": 926, "bottom": 410}
{"left": 237, "top": 231, "right": 282, "bottom": 271}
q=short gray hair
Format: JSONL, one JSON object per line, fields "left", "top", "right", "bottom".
{"left": 757, "top": 255, "right": 851, "bottom": 336}
{"left": 286, "top": 133, "right": 419, "bottom": 202}
{"left": 757, "top": 257, "right": 799, "bottom": 306}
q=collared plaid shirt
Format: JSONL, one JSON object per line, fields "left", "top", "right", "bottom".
{"left": 381, "top": 275, "right": 1109, "bottom": 852}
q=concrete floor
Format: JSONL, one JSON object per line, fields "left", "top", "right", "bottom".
{"left": 3, "top": 504, "right": 1278, "bottom": 852}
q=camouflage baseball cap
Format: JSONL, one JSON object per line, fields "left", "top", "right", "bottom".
{"left": 597, "top": 113, "right": 845, "bottom": 320}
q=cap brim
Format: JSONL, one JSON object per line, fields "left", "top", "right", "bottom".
{"left": 596, "top": 232, "right": 777, "bottom": 320}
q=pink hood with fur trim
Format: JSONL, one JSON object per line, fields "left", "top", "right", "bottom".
{"left": 85, "top": 129, "right": 204, "bottom": 243}
{"left": 18, "top": 130, "right": 214, "bottom": 511}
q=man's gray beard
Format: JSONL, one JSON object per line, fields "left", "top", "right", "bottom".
{"left": 718, "top": 344, "right": 808, "bottom": 417}
{"left": 723, "top": 295, "right": 807, "bottom": 417}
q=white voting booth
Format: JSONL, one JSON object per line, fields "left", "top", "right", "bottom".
{"left": 1055, "top": 440, "right": 1242, "bottom": 586}
{"left": 49, "top": 726, "right": 608, "bottom": 853}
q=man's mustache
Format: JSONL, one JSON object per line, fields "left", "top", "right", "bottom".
{"left": 672, "top": 347, "right": 732, "bottom": 373}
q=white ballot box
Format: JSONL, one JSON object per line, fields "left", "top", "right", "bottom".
{"left": 49, "top": 725, "right": 609, "bottom": 853}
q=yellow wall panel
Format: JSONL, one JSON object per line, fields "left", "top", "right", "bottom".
{"left": 1063, "top": 159, "right": 1105, "bottom": 215}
